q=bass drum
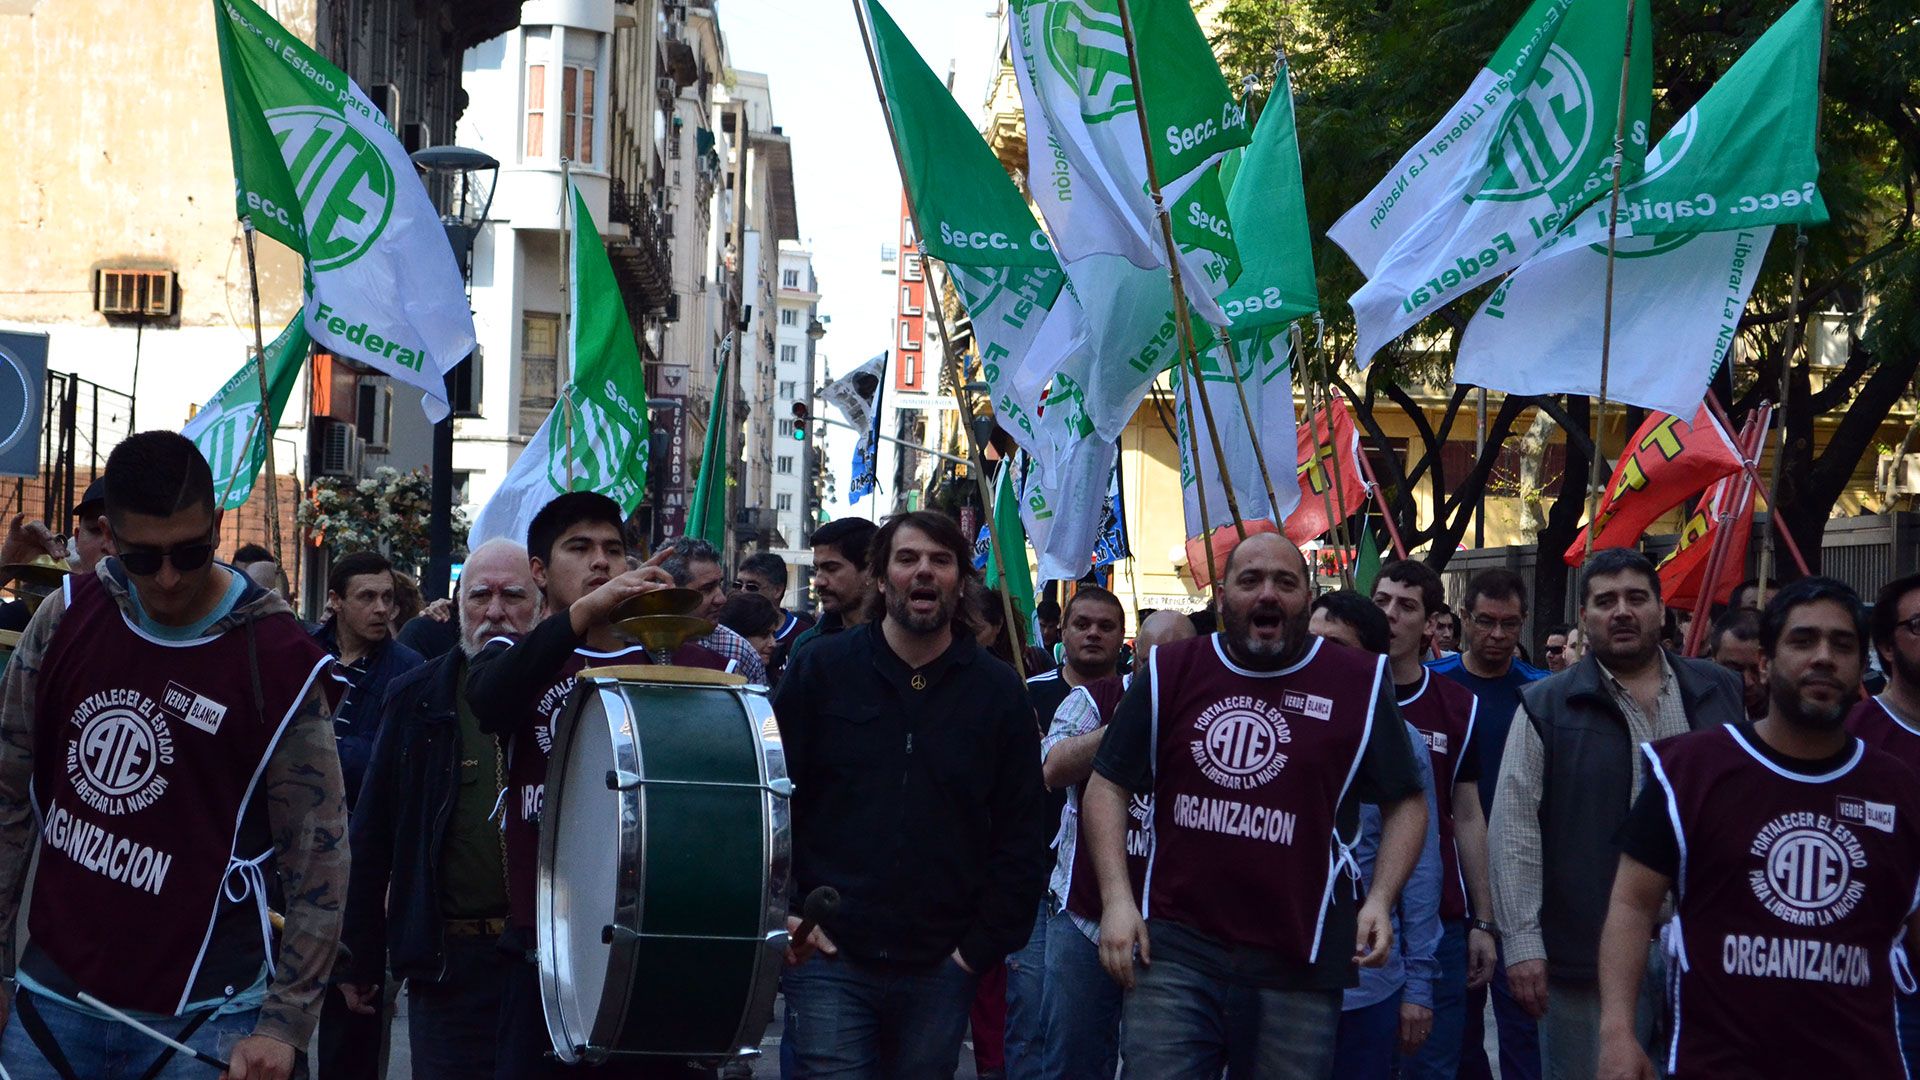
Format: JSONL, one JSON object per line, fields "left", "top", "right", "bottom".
{"left": 537, "top": 666, "right": 791, "bottom": 1066}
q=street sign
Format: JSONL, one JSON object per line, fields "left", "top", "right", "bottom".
{"left": 0, "top": 331, "right": 47, "bottom": 478}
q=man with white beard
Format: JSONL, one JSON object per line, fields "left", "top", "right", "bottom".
{"left": 337, "top": 539, "right": 543, "bottom": 1078}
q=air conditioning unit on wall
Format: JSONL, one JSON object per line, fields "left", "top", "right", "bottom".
{"left": 313, "top": 417, "right": 364, "bottom": 478}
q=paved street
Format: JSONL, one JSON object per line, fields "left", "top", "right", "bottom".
{"left": 374, "top": 992, "right": 983, "bottom": 1078}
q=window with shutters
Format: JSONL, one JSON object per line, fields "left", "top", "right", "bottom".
{"left": 525, "top": 63, "right": 547, "bottom": 160}
{"left": 520, "top": 313, "right": 561, "bottom": 435}
{"left": 562, "top": 64, "right": 595, "bottom": 164}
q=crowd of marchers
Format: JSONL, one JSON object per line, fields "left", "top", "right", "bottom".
{"left": 0, "top": 429, "right": 1916, "bottom": 1080}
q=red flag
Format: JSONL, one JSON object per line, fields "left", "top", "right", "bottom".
{"left": 1184, "top": 519, "right": 1282, "bottom": 592}
{"left": 1564, "top": 404, "right": 1741, "bottom": 566}
{"left": 1285, "top": 394, "right": 1367, "bottom": 546}
{"left": 1658, "top": 472, "right": 1755, "bottom": 607}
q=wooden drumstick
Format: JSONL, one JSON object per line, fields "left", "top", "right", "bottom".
{"left": 790, "top": 886, "right": 841, "bottom": 949}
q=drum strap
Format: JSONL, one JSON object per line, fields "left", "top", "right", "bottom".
{"left": 14, "top": 991, "right": 217, "bottom": 1080}
{"left": 13, "top": 991, "right": 83, "bottom": 1080}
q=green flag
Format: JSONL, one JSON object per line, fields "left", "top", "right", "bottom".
{"left": 1352, "top": 519, "right": 1383, "bottom": 597}
{"left": 986, "top": 463, "right": 1036, "bottom": 633}
{"left": 686, "top": 344, "right": 730, "bottom": 548}
{"left": 182, "top": 318, "right": 309, "bottom": 510}
{"left": 470, "top": 184, "right": 653, "bottom": 546}
{"left": 213, "top": 0, "right": 474, "bottom": 420}
{"left": 1593, "top": 0, "right": 1827, "bottom": 236}
{"left": 867, "top": 0, "right": 1119, "bottom": 583}
{"left": 1008, "top": 0, "right": 1249, "bottom": 324}
{"left": 1217, "top": 56, "right": 1319, "bottom": 331}
{"left": 867, "top": 0, "right": 1054, "bottom": 269}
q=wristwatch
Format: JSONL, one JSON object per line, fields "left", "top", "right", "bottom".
{"left": 1470, "top": 918, "right": 1501, "bottom": 938}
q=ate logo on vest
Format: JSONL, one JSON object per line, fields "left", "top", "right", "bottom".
{"left": 1190, "top": 695, "right": 1291, "bottom": 790}
{"left": 67, "top": 690, "right": 175, "bottom": 816}
{"left": 1748, "top": 811, "right": 1869, "bottom": 927}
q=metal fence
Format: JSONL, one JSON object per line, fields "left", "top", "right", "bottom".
{"left": 5, "top": 371, "right": 136, "bottom": 528}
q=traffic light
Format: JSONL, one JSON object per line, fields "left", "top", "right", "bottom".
{"left": 790, "top": 401, "right": 810, "bottom": 440}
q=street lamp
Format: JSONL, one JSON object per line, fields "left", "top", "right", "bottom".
{"left": 411, "top": 145, "right": 499, "bottom": 601}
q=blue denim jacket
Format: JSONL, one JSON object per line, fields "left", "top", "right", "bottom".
{"left": 1343, "top": 722, "right": 1445, "bottom": 1011}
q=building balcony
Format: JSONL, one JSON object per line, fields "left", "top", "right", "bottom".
{"left": 606, "top": 176, "right": 676, "bottom": 321}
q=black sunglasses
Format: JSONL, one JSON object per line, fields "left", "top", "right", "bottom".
{"left": 731, "top": 579, "right": 762, "bottom": 593}
{"left": 112, "top": 531, "right": 217, "bottom": 576}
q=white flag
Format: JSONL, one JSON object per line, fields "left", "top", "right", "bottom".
{"left": 217, "top": 0, "right": 475, "bottom": 420}
{"left": 1176, "top": 333, "right": 1301, "bottom": 536}
{"left": 1457, "top": 0, "right": 1827, "bottom": 416}
{"left": 1330, "top": 0, "right": 1576, "bottom": 277}
{"left": 1457, "top": 227, "right": 1774, "bottom": 417}
{"left": 1339, "top": 0, "right": 1651, "bottom": 368}
{"left": 1007, "top": 0, "right": 1246, "bottom": 327}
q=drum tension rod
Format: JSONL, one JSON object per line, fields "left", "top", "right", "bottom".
{"left": 602, "top": 924, "right": 642, "bottom": 946}
{"left": 604, "top": 770, "right": 795, "bottom": 798}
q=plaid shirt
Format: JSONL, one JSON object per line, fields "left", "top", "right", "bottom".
{"left": 696, "top": 624, "right": 769, "bottom": 685}
{"left": 1040, "top": 683, "right": 1116, "bottom": 944}
{"left": 1491, "top": 653, "right": 1686, "bottom": 966}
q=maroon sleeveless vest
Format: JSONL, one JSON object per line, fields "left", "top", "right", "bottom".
{"left": 29, "top": 572, "right": 330, "bottom": 1013}
{"left": 1649, "top": 725, "right": 1920, "bottom": 1077}
{"left": 503, "top": 641, "right": 735, "bottom": 928}
{"left": 1845, "top": 696, "right": 1920, "bottom": 779}
{"left": 1143, "top": 634, "right": 1383, "bottom": 959}
{"left": 1399, "top": 669, "right": 1479, "bottom": 921}
{"left": 1062, "top": 675, "right": 1148, "bottom": 926}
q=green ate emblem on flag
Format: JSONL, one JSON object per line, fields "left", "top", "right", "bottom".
{"left": 1041, "top": 1, "right": 1133, "bottom": 124}
{"left": 544, "top": 385, "right": 643, "bottom": 501}
{"left": 1477, "top": 45, "right": 1598, "bottom": 203}
{"left": 266, "top": 106, "right": 396, "bottom": 270}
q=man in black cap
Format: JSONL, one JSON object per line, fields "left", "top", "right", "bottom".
{"left": 67, "top": 479, "right": 114, "bottom": 574}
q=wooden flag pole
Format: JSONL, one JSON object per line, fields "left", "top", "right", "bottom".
{"left": 1703, "top": 395, "right": 1812, "bottom": 577}
{"left": 1112, "top": 0, "right": 1248, "bottom": 557}
{"left": 1584, "top": 0, "right": 1642, "bottom": 562}
{"left": 851, "top": 0, "right": 1027, "bottom": 675}
{"left": 239, "top": 220, "right": 284, "bottom": 569}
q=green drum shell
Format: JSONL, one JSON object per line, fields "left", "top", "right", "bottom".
{"left": 537, "top": 675, "right": 790, "bottom": 1065}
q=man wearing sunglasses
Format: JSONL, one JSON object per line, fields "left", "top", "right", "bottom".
{"left": 736, "top": 551, "right": 813, "bottom": 679}
{"left": 0, "top": 431, "right": 347, "bottom": 1080}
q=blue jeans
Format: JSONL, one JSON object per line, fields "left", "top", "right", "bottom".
{"left": 1402, "top": 918, "right": 1469, "bottom": 1079}
{"left": 0, "top": 989, "right": 259, "bottom": 1080}
{"left": 1460, "top": 946, "right": 1541, "bottom": 1080}
{"left": 1332, "top": 990, "right": 1403, "bottom": 1079}
{"left": 781, "top": 954, "right": 979, "bottom": 1078}
{"left": 1118, "top": 955, "right": 1341, "bottom": 1080}
{"left": 1040, "top": 914, "right": 1122, "bottom": 1080}
{"left": 404, "top": 934, "right": 511, "bottom": 1080}
{"left": 1004, "top": 901, "right": 1048, "bottom": 1078}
